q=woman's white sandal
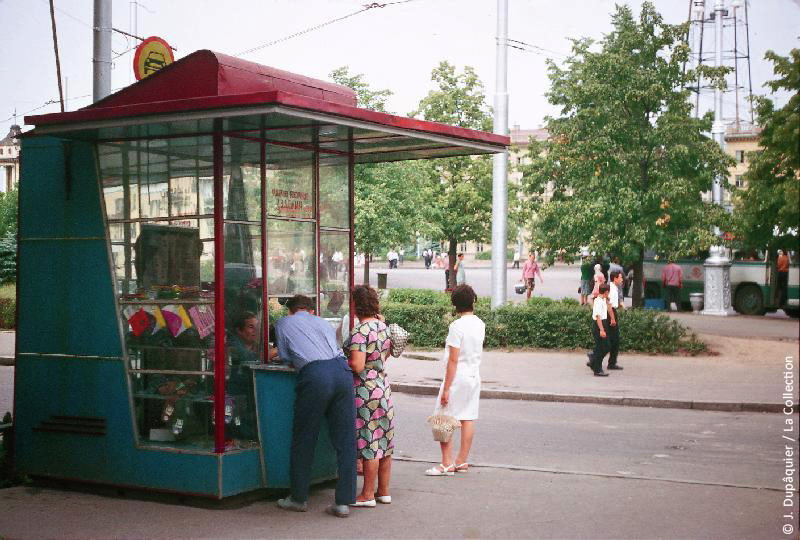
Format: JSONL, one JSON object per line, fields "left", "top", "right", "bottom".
{"left": 455, "top": 463, "right": 469, "bottom": 472}
{"left": 425, "top": 464, "right": 455, "bottom": 476}
{"left": 350, "top": 499, "right": 376, "bottom": 507}
{"left": 376, "top": 495, "right": 392, "bottom": 504}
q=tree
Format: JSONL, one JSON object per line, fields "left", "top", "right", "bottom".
{"left": 330, "top": 67, "right": 433, "bottom": 284}
{"left": 733, "top": 49, "right": 799, "bottom": 251}
{"left": 521, "top": 2, "right": 732, "bottom": 307}
{"left": 0, "top": 190, "right": 17, "bottom": 284}
{"left": 410, "top": 61, "right": 497, "bottom": 288}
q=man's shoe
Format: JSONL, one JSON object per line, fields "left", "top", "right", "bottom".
{"left": 607, "top": 365, "right": 624, "bottom": 370}
{"left": 593, "top": 371, "right": 609, "bottom": 377}
{"left": 277, "top": 497, "right": 308, "bottom": 512}
{"left": 325, "top": 504, "right": 350, "bottom": 518}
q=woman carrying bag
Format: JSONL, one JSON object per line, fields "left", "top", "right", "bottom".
{"left": 346, "top": 285, "right": 396, "bottom": 506}
{"left": 425, "top": 284, "right": 485, "bottom": 476}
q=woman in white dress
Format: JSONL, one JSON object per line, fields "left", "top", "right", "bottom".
{"left": 426, "top": 284, "right": 485, "bottom": 476}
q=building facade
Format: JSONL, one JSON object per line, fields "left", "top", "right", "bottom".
{"left": 0, "top": 125, "right": 21, "bottom": 192}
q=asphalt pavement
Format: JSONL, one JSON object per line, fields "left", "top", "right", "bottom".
{"left": 0, "top": 396, "right": 791, "bottom": 539}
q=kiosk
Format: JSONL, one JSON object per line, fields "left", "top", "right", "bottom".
{"left": 14, "top": 50, "right": 508, "bottom": 498}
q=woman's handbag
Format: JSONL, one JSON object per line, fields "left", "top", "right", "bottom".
{"left": 515, "top": 280, "right": 526, "bottom": 294}
{"left": 387, "top": 323, "right": 409, "bottom": 357}
{"left": 427, "top": 407, "right": 460, "bottom": 442}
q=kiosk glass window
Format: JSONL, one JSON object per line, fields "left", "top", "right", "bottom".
{"left": 221, "top": 137, "right": 262, "bottom": 443}
{"left": 99, "top": 136, "right": 222, "bottom": 451}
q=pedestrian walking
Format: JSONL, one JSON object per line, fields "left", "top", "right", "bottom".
{"left": 386, "top": 249, "right": 399, "bottom": 269}
{"left": 426, "top": 285, "right": 485, "bottom": 476}
{"left": 423, "top": 248, "right": 432, "bottom": 269}
{"left": 346, "top": 285, "right": 395, "bottom": 508}
{"left": 512, "top": 249, "right": 521, "bottom": 269}
{"left": 579, "top": 256, "right": 593, "bottom": 305}
{"left": 777, "top": 249, "right": 789, "bottom": 307}
{"left": 454, "top": 253, "right": 466, "bottom": 285}
{"left": 590, "top": 264, "right": 606, "bottom": 299}
{"left": 605, "top": 270, "right": 624, "bottom": 370}
{"left": 274, "top": 295, "right": 357, "bottom": 518}
{"left": 661, "top": 258, "right": 683, "bottom": 311}
{"left": 521, "top": 252, "right": 544, "bottom": 300}
{"left": 586, "top": 283, "right": 612, "bottom": 377}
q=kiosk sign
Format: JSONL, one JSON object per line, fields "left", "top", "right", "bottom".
{"left": 133, "top": 36, "right": 174, "bottom": 80}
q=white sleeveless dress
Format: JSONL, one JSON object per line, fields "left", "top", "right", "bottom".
{"left": 433, "top": 314, "right": 485, "bottom": 420}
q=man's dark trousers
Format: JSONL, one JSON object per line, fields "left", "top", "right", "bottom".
{"left": 290, "top": 356, "right": 357, "bottom": 506}
{"left": 607, "top": 308, "right": 620, "bottom": 368}
{"left": 590, "top": 323, "right": 608, "bottom": 373}
{"left": 665, "top": 285, "right": 681, "bottom": 310}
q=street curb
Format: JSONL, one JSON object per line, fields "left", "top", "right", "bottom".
{"left": 391, "top": 383, "right": 785, "bottom": 413}
{"left": 0, "top": 356, "right": 13, "bottom": 366}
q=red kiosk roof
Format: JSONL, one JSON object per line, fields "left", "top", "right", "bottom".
{"left": 26, "top": 50, "right": 508, "bottom": 161}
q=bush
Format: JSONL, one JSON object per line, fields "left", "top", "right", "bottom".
{"left": 382, "top": 292, "right": 705, "bottom": 354}
{"left": 0, "top": 284, "right": 14, "bottom": 329}
{"left": 475, "top": 249, "right": 514, "bottom": 261}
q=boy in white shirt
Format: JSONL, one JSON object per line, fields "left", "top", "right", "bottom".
{"left": 587, "top": 283, "right": 612, "bottom": 376}
{"left": 606, "top": 270, "right": 624, "bottom": 370}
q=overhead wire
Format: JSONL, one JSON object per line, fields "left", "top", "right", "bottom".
{"left": 234, "top": 0, "right": 421, "bottom": 57}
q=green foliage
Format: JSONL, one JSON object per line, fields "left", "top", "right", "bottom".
{"left": 733, "top": 49, "right": 800, "bottom": 251}
{"left": 475, "top": 249, "right": 514, "bottom": 260}
{"left": 521, "top": 2, "right": 733, "bottom": 305}
{"left": 409, "top": 61, "right": 523, "bottom": 285}
{"left": 382, "top": 290, "right": 705, "bottom": 354}
{"left": 0, "top": 231, "right": 16, "bottom": 285}
{"left": 0, "top": 297, "right": 14, "bottom": 329}
{"left": 0, "top": 190, "right": 17, "bottom": 240}
{"left": 329, "top": 68, "right": 434, "bottom": 259}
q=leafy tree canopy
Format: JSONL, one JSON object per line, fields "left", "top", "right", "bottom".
{"left": 410, "top": 61, "right": 512, "bottom": 285}
{"left": 329, "top": 67, "right": 433, "bottom": 277}
{"left": 521, "top": 2, "right": 733, "bottom": 305}
{"left": 733, "top": 49, "right": 800, "bottom": 250}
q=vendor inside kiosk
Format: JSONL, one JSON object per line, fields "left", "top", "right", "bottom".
{"left": 14, "top": 50, "right": 508, "bottom": 498}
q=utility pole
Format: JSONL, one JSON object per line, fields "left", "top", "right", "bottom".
{"left": 702, "top": 0, "right": 736, "bottom": 317}
{"left": 93, "top": 0, "right": 112, "bottom": 102}
{"left": 490, "top": 0, "right": 509, "bottom": 308}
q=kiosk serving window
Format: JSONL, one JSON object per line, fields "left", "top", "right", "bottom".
{"left": 98, "top": 129, "right": 353, "bottom": 452}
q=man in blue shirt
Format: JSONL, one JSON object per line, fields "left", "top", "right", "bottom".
{"left": 274, "top": 295, "right": 356, "bottom": 518}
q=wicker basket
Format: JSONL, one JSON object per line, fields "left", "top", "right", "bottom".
{"left": 427, "top": 411, "right": 460, "bottom": 442}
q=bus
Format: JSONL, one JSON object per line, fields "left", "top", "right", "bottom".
{"left": 643, "top": 254, "right": 799, "bottom": 317}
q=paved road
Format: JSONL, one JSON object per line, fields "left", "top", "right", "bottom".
{"left": 0, "top": 395, "right": 792, "bottom": 539}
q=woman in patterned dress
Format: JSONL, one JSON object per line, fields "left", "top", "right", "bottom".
{"left": 346, "top": 285, "right": 395, "bottom": 507}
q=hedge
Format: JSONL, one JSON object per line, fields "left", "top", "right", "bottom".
{"left": 0, "top": 284, "right": 14, "bottom": 329}
{"left": 381, "top": 296, "right": 706, "bottom": 354}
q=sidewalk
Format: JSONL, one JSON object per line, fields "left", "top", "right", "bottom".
{"left": 387, "top": 333, "right": 796, "bottom": 413}
{"left": 3, "top": 331, "right": 795, "bottom": 414}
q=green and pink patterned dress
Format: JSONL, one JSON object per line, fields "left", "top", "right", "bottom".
{"left": 347, "top": 320, "right": 395, "bottom": 460}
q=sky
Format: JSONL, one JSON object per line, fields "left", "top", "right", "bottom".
{"left": 0, "top": 0, "right": 798, "bottom": 137}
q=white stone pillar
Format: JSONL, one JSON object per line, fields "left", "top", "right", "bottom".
{"left": 701, "top": 246, "right": 737, "bottom": 316}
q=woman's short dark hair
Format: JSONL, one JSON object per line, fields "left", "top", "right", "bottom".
{"left": 286, "top": 294, "right": 315, "bottom": 313}
{"left": 609, "top": 270, "right": 622, "bottom": 281}
{"left": 598, "top": 283, "right": 610, "bottom": 294}
{"left": 352, "top": 285, "right": 380, "bottom": 319}
{"left": 451, "top": 284, "right": 477, "bottom": 313}
{"left": 234, "top": 310, "right": 257, "bottom": 331}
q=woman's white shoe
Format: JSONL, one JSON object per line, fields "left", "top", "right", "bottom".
{"left": 350, "top": 499, "right": 376, "bottom": 507}
{"left": 376, "top": 495, "right": 392, "bottom": 504}
{"left": 425, "top": 464, "right": 455, "bottom": 476}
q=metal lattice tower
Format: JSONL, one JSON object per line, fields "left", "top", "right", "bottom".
{"left": 685, "top": 0, "right": 755, "bottom": 130}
